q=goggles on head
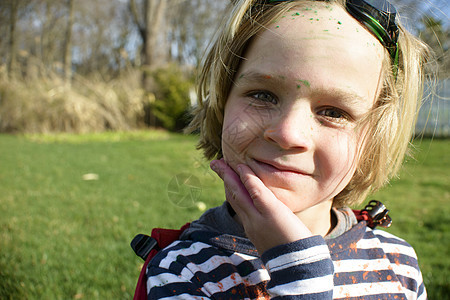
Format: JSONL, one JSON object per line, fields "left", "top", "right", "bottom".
{"left": 266, "top": 0, "right": 400, "bottom": 75}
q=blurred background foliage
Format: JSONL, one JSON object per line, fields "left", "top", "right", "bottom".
{"left": 0, "top": 0, "right": 448, "bottom": 135}
{"left": 148, "top": 64, "right": 195, "bottom": 131}
{"left": 0, "top": 0, "right": 227, "bottom": 133}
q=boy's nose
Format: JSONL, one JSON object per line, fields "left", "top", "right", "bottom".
{"left": 263, "top": 105, "right": 314, "bottom": 151}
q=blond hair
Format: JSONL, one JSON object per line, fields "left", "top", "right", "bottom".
{"left": 185, "top": 0, "right": 432, "bottom": 207}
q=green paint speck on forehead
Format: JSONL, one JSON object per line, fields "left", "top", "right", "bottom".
{"left": 292, "top": 12, "right": 300, "bottom": 16}
{"left": 298, "top": 79, "right": 311, "bottom": 87}
{"left": 337, "top": 21, "right": 342, "bottom": 25}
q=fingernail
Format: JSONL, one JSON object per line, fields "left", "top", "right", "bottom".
{"left": 236, "top": 165, "right": 243, "bottom": 174}
{"left": 210, "top": 160, "right": 218, "bottom": 172}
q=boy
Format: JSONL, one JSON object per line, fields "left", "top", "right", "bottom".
{"left": 141, "top": 0, "right": 430, "bottom": 298}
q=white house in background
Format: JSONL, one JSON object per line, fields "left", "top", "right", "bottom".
{"left": 416, "top": 79, "right": 449, "bottom": 137}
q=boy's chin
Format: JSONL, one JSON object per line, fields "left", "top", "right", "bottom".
{"left": 269, "top": 187, "right": 331, "bottom": 213}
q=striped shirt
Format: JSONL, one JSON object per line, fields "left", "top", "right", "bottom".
{"left": 146, "top": 206, "right": 426, "bottom": 299}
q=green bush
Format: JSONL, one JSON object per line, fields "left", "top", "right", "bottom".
{"left": 150, "top": 65, "right": 194, "bottom": 131}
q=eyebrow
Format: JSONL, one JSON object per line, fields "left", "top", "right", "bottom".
{"left": 311, "top": 87, "right": 367, "bottom": 107}
{"left": 235, "top": 71, "right": 285, "bottom": 85}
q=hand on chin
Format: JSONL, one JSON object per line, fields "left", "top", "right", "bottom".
{"left": 210, "top": 159, "right": 312, "bottom": 254}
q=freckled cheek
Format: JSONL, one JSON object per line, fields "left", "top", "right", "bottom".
{"left": 221, "top": 117, "right": 259, "bottom": 165}
{"left": 319, "top": 131, "right": 359, "bottom": 179}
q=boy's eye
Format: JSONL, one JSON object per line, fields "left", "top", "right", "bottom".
{"left": 248, "top": 91, "right": 278, "bottom": 105}
{"left": 317, "top": 107, "right": 350, "bottom": 121}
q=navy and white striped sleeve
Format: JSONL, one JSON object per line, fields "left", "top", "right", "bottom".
{"left": 146, "top": 240, "right": 212, "bottom": 299}
{"left": 147, "top": 265, "right": 210, "bottom": 299}
{"left": 261, "top": 235, "right": 334, "bottom": 299}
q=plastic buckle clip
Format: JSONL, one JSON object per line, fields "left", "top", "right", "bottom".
{"left": 131, "top": 234, "right": 158, "bottom": 261}
{"left": 362, "top": 200, "right": 392, "bottom": 228}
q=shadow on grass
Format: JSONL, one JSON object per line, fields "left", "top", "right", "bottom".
{"left": 0, "top": 260, "right": 26, "bottom": 299}
{"left": 427, "top": 282, "right": 450, "bottom": 299}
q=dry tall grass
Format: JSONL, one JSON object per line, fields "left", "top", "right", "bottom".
{"left": 0, "top": 65, "right": 146, "bottom": 133}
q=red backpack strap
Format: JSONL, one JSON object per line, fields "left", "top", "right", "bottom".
{"left": 131, "top": 223, "right": 190, "bottom": 300}
{"left": 151, "top": 222, "right": 191, "bottom": 249}
{"left": 353, "top": 200, "right": 392, "bottom": 229}
{"left": 132, "top": 247, "right": 159, "bottom": 300}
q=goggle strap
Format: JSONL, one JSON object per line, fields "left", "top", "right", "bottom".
{"left": 264, "top": 0, "right": 400, "bottom": 78}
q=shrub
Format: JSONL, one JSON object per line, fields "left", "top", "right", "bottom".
{"left": 0, "top": 69, "right": 146, "bottom": 133}
{"left": 150, "top": 65, "right": 194, "bottom": 132}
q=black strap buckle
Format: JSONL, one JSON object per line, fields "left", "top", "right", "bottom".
{"left": 362, "top": 200, "right": 392, "bottom": 228}
{"left": 131, "top": 234, "right": 158, "bottom": 261}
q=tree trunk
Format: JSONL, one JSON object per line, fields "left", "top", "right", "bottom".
{"left": 130, "top": 0, "right": 167, "bottom": 92}
{"left": 63, "top": 0, "right": 74, "bottom": 85}
{"left": 8, "top": 0, "right": 18, "bottom": 78}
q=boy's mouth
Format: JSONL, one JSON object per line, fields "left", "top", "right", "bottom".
{"left": 251, "top": 158, "right": 313, "bottom": 177}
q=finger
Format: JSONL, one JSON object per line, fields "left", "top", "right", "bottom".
{"left": 236, "top": 163, "right": 287, "bottom": 216}
{"left": 210, "top": 160, "right": 256, "bottom": 217}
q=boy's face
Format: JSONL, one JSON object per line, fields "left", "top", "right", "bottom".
{"left": 221, "top": 3, "right": 384, "bottom": 217}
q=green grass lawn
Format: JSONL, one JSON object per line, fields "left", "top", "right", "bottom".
{"left": 0, "top": 131, "right": 448, "bottom": 299}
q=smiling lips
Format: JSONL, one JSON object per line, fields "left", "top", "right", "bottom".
{"left": 253, "top": 158, "right": 313, "bottom": 177}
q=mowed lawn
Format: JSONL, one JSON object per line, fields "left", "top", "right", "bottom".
{"left": 0, "top": 131, "right": 448, "bottom": 299}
